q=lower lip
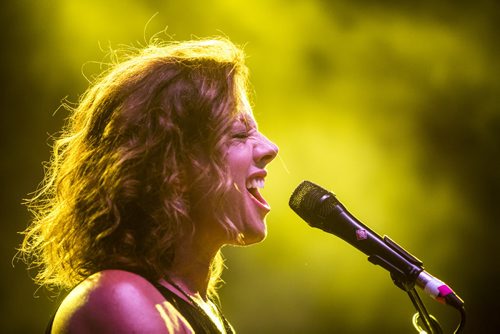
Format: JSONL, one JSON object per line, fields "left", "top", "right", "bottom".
{"left": 247, "top": 190, "right": 271, "bottom": 214}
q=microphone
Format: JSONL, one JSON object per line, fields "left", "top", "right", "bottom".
{"left": 289, "top": 180, "right": 464, "bottom": 310}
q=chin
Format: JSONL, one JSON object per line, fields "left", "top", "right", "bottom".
{"left": 238, "top": 224, "right": 267, "bottom": 246}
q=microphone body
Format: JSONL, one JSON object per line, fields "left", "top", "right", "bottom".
{"left": 289, "top": 180, "right": 464, "bottom": 310}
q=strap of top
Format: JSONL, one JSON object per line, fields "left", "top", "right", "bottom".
{"left": 154, "top": 283, "right": 234, "bottom": 334}
{"left": 45, "top": 313, "right": 55, "bottom": 334}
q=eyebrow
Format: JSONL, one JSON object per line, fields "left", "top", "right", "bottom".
{"left": 236, "top": 114, "right": 257, "bottom": 130}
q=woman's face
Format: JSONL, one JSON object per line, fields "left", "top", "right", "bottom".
{"left": 220, "top": 112, "right": 279, "bottom": 245}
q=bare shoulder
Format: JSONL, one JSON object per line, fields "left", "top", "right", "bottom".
{"left": 52, "top": 270, "right": 194, "bottom": 333}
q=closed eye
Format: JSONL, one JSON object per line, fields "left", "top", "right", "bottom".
{"left": 232, "top": 132, "right": 250, "bottom": 139}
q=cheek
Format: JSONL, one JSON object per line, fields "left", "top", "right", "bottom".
{"left": 226, "top": 146, "right": 252, "bottom": 175}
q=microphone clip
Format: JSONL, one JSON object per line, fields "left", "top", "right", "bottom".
{"left": 368, "top": 235, "right": 424, "bottom": 291}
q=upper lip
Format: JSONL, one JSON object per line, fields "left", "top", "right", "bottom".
{"left": 246, "top": 170, "right": 267, "bottom": 184}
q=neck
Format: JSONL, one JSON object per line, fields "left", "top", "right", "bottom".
{"left": 167, "top": 229, "right": 223, "bottom": 300}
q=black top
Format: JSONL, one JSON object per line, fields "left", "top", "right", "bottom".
{"left": 154, "top": 283, "right": 234, "bottom": 334}
{"left": 45, "top": 282, "right": 234, "bottom": 334}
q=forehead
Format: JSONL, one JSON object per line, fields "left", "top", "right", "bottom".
{"left": 238, "top": 89, "right": 257, "bottom": 121}
{"left": 234, "top": 113, "right": 257, "bottom": 129}
{"left": 230, "top": 84, "right": 258, "bottom": 129}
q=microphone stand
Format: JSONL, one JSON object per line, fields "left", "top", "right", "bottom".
{"left": 407, "top": 288, "right": 442, "bottom": 334}
{"left": 391, "top": 274, "right": 443, "bottom": 334}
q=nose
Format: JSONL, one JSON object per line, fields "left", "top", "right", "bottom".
{"left": 254, "top": 133, "right": 279, "bottom": 167}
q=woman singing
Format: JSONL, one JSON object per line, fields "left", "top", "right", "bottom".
{"left": 20, "top": 37, "right": 279, "bottom": 333}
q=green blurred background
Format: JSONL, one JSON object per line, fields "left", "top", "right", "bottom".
{"left": 2, "top": 0, "right": 499, "bottom": 333}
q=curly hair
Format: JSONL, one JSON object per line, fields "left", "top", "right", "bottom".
{"left": 19, "top": 38, "right": 252, "bottom": 297}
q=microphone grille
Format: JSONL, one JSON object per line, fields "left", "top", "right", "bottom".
{"left": 289, "top": 181, "right": 334, "bottom": 224}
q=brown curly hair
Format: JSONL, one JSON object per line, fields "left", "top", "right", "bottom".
{"left": 19, "top": 38, "right": 252, "bottom": 297}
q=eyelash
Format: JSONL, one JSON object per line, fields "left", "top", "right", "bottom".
{"left": 232, "top": 132, "right": 250, "bottom": 139}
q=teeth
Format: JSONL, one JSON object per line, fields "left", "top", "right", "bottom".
{"left": 246, "top": 177, "right": 265, "bottom": 189}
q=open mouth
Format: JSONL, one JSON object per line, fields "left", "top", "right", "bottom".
{"left": 246, "top": 177, "right": 270, "bottom": 209}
